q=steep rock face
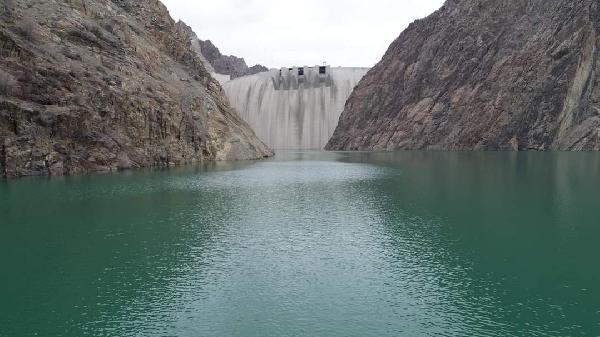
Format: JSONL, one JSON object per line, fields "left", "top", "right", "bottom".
{"left": 197, "top": 39, "right": 268, "bottom": 79}
{"left": 175, "top": 20, "right": 216, "bottom": 73}
{"left": 176, "top": 20, "right": 267, "bottom": 81}
{"left": 0, "top": 0, "right": 272, "bottom": 177}
{"left": 327, "top": 0, "right": 600, "bottom": 151}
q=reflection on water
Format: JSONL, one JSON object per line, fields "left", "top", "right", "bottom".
{"left": 1, "top": 151, "right": 599, "bottom": 337}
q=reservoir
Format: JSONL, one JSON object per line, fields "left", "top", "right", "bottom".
{"left": 1, "top": 151, "right": 599, "bottom": 336}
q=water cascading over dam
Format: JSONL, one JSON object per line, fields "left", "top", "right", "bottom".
{"left": 222, "top": 66, "right": 369, "bottom": 149}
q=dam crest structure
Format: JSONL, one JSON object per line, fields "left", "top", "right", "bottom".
{"left": 222, "top": 65, "right": 369, "bottom": 150}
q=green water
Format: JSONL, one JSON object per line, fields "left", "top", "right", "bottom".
{"left": 1, "top": 151, "right": 599, "bottom": 337}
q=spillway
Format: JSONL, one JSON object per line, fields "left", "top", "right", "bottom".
{"left": 222, "top": 66, "right": 369, "bottom": 150}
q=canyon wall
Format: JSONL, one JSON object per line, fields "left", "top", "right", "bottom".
{"left": 198, "top": 39, "right": 268, "bottom": 80}
{"left": 0, "top": 0, "right": 272, "bottom": 177}
{"left": 176, "top": 21, "right": 268, "bottom": 81}
{"left": 327, "top": 0, "right": 600, "bottom": 151}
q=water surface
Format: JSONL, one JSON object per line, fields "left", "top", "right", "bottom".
{"left": 1, "top": 151, "right": 599, "bottom": 336}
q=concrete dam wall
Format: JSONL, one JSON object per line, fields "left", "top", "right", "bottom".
{"left": 222, "top": 66, "right": 369, "bottom": 150}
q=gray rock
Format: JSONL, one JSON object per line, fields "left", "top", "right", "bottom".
{"left": 0, "top": 0, "right": 272, "bottom": 178}
{"left": 327, "top": 0, "right": 600, "bottom": 151}
{"left": 176, "top": 21, "right": 268, "bottom": 79}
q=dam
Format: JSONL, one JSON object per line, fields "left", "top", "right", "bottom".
{"left": 222, "top": 66, "right": 369, "bottom": 149}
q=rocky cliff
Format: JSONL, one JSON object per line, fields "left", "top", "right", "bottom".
{"left": 0, "top": 0, "right": 272, "bottom": 177}
{"left": 327, "top": 0, "right": 600, "bottom": 151}
{"left": 175, "top": 21, "right": 216, "bottom": 74}
{"left": 196, "top": 38, "right": 268, "bottom": 79}
{"left": 176, "top": 20, "right": 268, "bottom": 80}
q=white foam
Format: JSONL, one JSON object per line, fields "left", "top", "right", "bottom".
{"left": 223, "top": 66, "right": 369, "bottom": 150}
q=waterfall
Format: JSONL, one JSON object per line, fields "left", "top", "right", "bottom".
{"left": 222, "top": 66, "right": 369, "bottom": 150}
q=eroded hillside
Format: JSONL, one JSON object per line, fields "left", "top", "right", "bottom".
{"left": 0, "top": 0, "right": 272, "bottom": 177}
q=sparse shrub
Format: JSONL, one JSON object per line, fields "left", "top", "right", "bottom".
{"left": 103, "top": 23, "right": 114, "bottom": 34}
{"left": 0, "top": 69, "right": 17, "bottom": 96}
{"left": 96, "top": 65, "right": 107, "bottom": 74}
{"left": 72, "top": 91, "right": 84, "bottom": 105}
{"left": 3, "top": 0, "right": 14, "bottom": 17}
{"left": 83, "top": 20, "right": 101, "bottom": 36}
{"left": 69, "top": 62, "right": 85, "bottom": 78}
{"left": 63, "top": 46, "right": 82, "bottom": 61}
{"left": 17, "top": 17, "right": 36, "bottom": 40}
{"left": 66, "top": 0, "right": 87, "bottom": 14}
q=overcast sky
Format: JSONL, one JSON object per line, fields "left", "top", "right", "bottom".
{"left": 161, "top": 0, "right": 444, "bottom": 68}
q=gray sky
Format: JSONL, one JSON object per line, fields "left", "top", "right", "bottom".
{"left": 161, "top": 0, "right": 444, "bottom": 68}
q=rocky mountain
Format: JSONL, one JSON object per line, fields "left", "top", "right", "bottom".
{"left": 180, "top": 29, "right": 267, "bottom": 80}
{"left": 0, "top": 0, "right": 272, "bottom": 178}
{"left": 176, "top": 20, "right": 268, "bottom": 80}
{"left": 197, "top": 39, "right": 268, "bottom": 79}
{"left": 175, "top": 21, "right": 216, "bottom": 74}
{"left": 327, "top": 0, "right": 600, "bottom": 151}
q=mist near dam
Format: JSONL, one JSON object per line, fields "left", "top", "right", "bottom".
{"left": 222, "top": 66, "right": 369, "bottom": 150}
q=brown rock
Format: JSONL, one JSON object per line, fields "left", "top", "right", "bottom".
{"left": 0, "top": 0, "right": 272, "bottom": 178}
{"left": 326, "top": 0, "right": 600, "bottom": 151}
{"left": 176, "top": 21, "right": 268, "bottom": 79}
